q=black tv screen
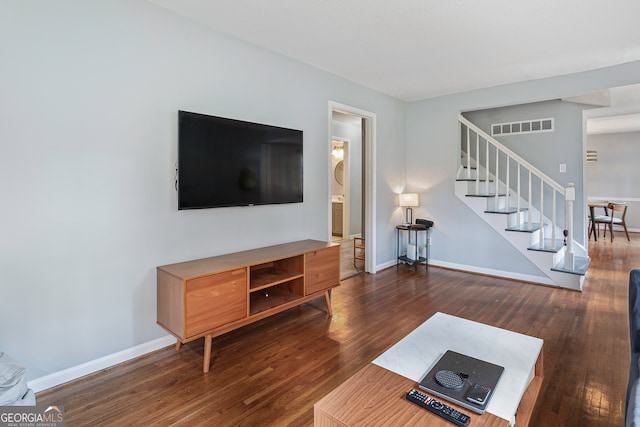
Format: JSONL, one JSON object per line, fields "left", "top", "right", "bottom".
{"left": 178, "top": 111, "right": 303, "bottom": 210}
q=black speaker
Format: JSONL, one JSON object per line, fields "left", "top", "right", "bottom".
{"left": 416, "top": 218, "right": 434, "bottom": 228}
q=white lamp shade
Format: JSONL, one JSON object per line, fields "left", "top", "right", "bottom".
{"left": 399, "top": 193, "right": 419, "bottom": 207}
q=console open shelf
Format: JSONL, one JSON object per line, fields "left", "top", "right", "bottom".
{"left": 249, "top": 255, "right": 304, "bottom": 292}
{"left": 250, "top": 281, "right": 304, "bottom": 315}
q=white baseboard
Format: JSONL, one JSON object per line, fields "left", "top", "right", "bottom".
{"left": 375, "top": 259, "right": 397, "bottom": 271}
{"left": 427, "top": 259, "right": 556, "bottom": 286}
{"left": 378, "top": 257, "right": 554, "bottom": 286}
{"left": 28, "top": 335, "right": 175, "bottom": 393}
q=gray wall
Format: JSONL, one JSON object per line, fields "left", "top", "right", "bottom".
{"left": 587, "top": 131, "right": 640, "bottom": 231}
{"left": 0, "top": 0, "right": 406, "bottom": 381}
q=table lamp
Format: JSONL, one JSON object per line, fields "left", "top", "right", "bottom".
{"left": 399, "top": 193, "right": 419, "bottom": 225}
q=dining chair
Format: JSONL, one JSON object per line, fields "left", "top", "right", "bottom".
{"left": 588, "top": 202, "right": 609, "bottom": 240}
{"left": 593, "top": 202, "right": 630, "bottom": 242}
{"left": 353, "top": 237, "right": 365, "bottom": 269}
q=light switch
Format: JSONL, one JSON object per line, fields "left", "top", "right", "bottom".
{"left": 559, "top": 164, "right": 566, "bottom": 173}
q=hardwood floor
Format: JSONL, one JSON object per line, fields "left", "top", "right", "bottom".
{"left": 37, "top": 232, "right": 639, "bottom": 426}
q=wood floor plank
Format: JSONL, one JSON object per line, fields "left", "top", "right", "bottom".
{"left": 37, "top": 232, "right": 639, "bottom": 426}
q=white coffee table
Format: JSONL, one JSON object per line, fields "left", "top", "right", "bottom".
{"left": 373, "top": 312, "right": 544, "bottom": 425}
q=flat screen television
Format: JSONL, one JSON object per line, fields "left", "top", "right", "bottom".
{"left": 178, "top": 111, "right": 303, "bottom": 210}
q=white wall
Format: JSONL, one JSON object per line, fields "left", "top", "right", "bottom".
{"left": 587, "top": 131, "right": 640, "bottom": 231}
{"left": 0, "top": 0, "right": 406, "bottom": 382}
{"left": 406, "top": 61, "right": 640, "bottom": 276}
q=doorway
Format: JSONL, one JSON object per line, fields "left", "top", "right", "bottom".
{"left": 331, "top": 138, "right": 349, "bottom": 239}
{"left": 329, "top": 102, "right": 377, "bottom": 278}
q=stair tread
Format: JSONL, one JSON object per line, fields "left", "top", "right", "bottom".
{"left": 456, "top": 178, "right": 494, "bottom": 182}
{"left": 466, "top": 193, "right": 507, "bottom": 198}
{"left": 505, "top": 223, "right": 542, "bottom": 232}
{"left": 485, "top": 208, "right": 528, "bottom": 214}
{"left": 551, "top": 256, "right": 590, "bottom": 276}
{"left": 528, "top": 239, "right": 565, "bottom": 253}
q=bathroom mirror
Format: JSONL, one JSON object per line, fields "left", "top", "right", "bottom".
{"left": 334, "top": 161, "right": 344, "bottom": 185}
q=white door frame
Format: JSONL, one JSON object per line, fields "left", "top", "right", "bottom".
{"left": 328, "top": 101, "right": 377, "bottom": 273}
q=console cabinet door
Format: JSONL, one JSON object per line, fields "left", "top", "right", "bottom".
{"left": 185, "top": 268, "right": 247, "bottom": 338}
{"left": 305, "top": 246, "right": 340, "bottom": 295}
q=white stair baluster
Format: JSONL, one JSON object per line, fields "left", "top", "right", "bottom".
{"left": 506, "top": 156, "right": 510, "bottom": 212}
{"left": 485, "top": 137, "right": 489, "bottom": 183}
{"left": 475, "top": 133, "right": 480, "bottom": 194}
{"left": 466, "top": 126, "right": 471, "bottom": 179}
{"left": 527, "top": 170, "right": 532, "bottom": 230}
{"left": 552, "top": 190, "right": 557, "bottom": 249}
{"left": 494, "top": 146, "right": 499, "bottom": 208}
{"left": 539, "top": 179, "right": 544, "bottom": 248}
{"left": 517, "top": 164, "right": 521, "bottom": 222}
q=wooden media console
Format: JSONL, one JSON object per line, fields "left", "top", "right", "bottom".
{"left": 156, "top": 239, "right": 340, "bottom": 372}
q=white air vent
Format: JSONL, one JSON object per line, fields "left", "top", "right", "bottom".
{"left": 491, "top": 118, "right": 554, "bottom": 136}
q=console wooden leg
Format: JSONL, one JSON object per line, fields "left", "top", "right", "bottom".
{"left": 175, "top": 340, "right": 182, "bottom": 351}
{"left": 324, "top": 290, "right": 333, "bottom": 317}
{"left": 203, "top": 335, "right": 213, "bottom": 373}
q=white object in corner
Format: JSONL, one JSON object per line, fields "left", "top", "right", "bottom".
{"left": 407, "top": 244, "right": 417, "bottom": 260}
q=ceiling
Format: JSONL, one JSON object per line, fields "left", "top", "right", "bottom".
{"left": 146, "top": 0, "right": 640, "bottom": 102}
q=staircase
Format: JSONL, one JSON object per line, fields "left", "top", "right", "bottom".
{"left": 456, "top": 115, "right": 589, "bottom": 291}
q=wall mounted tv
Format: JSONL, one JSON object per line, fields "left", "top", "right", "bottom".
{"left": 178, "top": 111, "right": 303, "bottom": 210}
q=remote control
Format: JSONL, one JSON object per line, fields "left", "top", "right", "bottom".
{"left": 406, "top": 389, "right": 471, "bottom": 426}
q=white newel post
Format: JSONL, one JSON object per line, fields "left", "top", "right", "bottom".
{"left": 564, "top": 183, "right": 575, "bottom": 270}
